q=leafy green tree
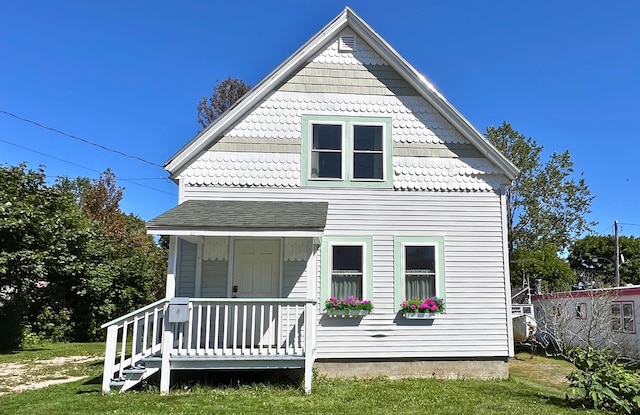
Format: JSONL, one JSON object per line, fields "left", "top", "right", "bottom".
{"left": 511, "top": 246, "right": 575, "bottom": 292}
{"left": 485, "top": 122, "right": 595, "bottom": 254}
{"left": 197, "top": 76, "right": 251, "bottom": 128}
{"left": 56, "top": 170, "right": 166, "bottom": 340}
{"left": 0, "top": 164, "right": 97, "bottom": 348}
{"left": 485, "top": 123, "right": 594, "bottom": 290}
{"left": 0, "top": 164, "right": 166, "bottom": 349}
{"left": 569, "top": 235, "right": 640, "bottom": 287}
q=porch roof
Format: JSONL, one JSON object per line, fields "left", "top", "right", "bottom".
{"left": 146, "top": 200, "right": 328, "bottom": 237}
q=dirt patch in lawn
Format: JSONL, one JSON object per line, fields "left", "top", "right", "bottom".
{"left": 509, "top": 352, "right": 574, "bottom": 388}
{"left": 0, "top": 356, "right": 102, "bottom": 395}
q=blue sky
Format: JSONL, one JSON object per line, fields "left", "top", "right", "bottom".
{"left": 1, "top": 1, "right": 639, "bottom": 237}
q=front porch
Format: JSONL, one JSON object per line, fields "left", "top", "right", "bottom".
{"left": 102, "top": 298, "right": 317, "bottom": 394}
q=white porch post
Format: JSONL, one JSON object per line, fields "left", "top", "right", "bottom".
{"left": 303, "top": 238, "right": 320, "bottom": 394}
{"left": 304, "top": 301, "right": 315, "bottom": 394}
{"left": 160, "top": 303, "right": 173, "bottom": 395}
{"left": 166, "top": 236, "right": 178, "bottom": 298}
{"left": 102, "top": 324, "right": 118, "bottom": 393}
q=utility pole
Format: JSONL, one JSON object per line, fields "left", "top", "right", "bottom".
{"left": 614, "top": 220, "right": 620, "bottom": 287}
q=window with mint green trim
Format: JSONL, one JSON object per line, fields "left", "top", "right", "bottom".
{"left": 394, "top": 236, "right": 445, "bottom": 310}
{"left": 301, "top": 115, "right": 392, "bottom": 188}
{"left": 320, "top": 236, "right": 374, "bottom": 306}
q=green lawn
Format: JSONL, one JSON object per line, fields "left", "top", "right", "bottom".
{"left": 0, "top": 344, "right": 607, "bottom": 415}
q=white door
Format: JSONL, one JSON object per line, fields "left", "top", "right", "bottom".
{"left": 232, "top": 239, "right": 281, "bottom": 347}
{"left": 232, "top": 239, "right": 280, "bottom": 298}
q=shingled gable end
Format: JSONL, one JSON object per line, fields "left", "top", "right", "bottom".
{"left": 101, "top": 7, "right": 519, "bottom": 395}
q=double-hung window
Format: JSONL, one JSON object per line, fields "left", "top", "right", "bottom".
{"left": 321, "top": 236, "right": 373, "bottom": 303}
{"left": 302, "top": 115, "right": 392, "bottom": 187}
{"left": 331, "top": 245, "right": 363, "bottom": 299}
{"left": 394, "top": 236, "right": 445, "bottom": 308}
{"left": 311, "top": 123, "right": 343, "bottom": 179}
{"left": 352, "top": 125, "right": 383, "bottom": 180}
{"left": 611, "top": 302, "right": 635, "bottom": 333}
{"left": 404, "top": 245, "right": 436, "bottom": 300}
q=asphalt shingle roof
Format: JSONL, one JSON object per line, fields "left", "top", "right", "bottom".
{"left": 146, "top": 200, "right": 328, "bottom": 231}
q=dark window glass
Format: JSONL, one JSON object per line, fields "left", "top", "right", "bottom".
{"left": 353, "top": 125, "right": 383, "bottom": 180}
{"left": 405, "top": 246, "right": 436, "bottom": 300}
{"left": 331, "top": 245, "right": 363, "bottom": 299}
{"left": 333, "top": 246, "right": 362, "bottom": 272}
{"left": 311, "top": 124, "right": 342, "bottom": 179}
{"left": 313, "top": 124, "right": 342, "bottom": 150}
{"left": 353, "top": 153, "right": 383, "bottom": 179}
{"left": 354, "top": 125, "right": 382, "bottom": 151}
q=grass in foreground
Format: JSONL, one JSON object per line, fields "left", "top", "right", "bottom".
{"left": 0, "top": 344, "right": 608, "bottom": 415}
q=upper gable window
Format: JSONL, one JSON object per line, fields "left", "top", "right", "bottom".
{"left": 311, "top": 124, "right": 343, "bottom": 179}
{"left": 353, "top": 125, "right": 383, "bottom": 180}
{"left": 302, "top": 115, "right": 392, "bottom": 188}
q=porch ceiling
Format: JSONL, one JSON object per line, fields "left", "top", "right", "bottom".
{"left": 146, "top": 200, "right": 328, "bottom": 237}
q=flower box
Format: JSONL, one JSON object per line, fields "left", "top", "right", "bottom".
{"left": 327, "top": 310, "right": 370, "bottom": 318}
{"left": 403, "top": 312, "right": 439, "bottom": 319}
{"left": 399, "top": 297, "right": 445, "bottom": 317}
{"left": 324, "top": 296, "right": 373, "bottom": 318}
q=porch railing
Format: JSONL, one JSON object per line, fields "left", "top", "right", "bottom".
{"left": 170, "top": 298, "right": 314, "bottom": 357}
{"left": 102, "top": 298, "right": 317, "bottom": 394}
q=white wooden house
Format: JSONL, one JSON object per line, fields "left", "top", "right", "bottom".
{"left": 532, "top": 285, "right": 640, "bottom": 358}
{"left": 101, "top": 7, "right": 518, "bottom": 394}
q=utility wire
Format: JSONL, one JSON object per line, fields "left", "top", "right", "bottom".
{"left": 0, "top": 137, "right": 176, "bottom": 196}
{"left": 1, "top": 137, "right": 102, "bottom": 174}
{"left": 0, "top": 109, "right": 164, "bottom": 168}
{"left": 596, "top": 224, "right": 613, "bottom": 235}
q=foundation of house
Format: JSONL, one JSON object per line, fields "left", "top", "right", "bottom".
{"left": 315, "top": 358, "right": 509, "bottom": 380}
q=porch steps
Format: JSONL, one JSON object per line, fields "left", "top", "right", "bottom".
{"left": 109, "top": 364, "right": 159, "bottom": 393}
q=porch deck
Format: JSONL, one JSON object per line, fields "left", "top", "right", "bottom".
{"left": 102, "top": 298, "right": 317, "bottom": 394}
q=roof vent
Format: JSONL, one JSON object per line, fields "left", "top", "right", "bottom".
{"left": 338, "top": 35, "right": 356, "bottom": 52}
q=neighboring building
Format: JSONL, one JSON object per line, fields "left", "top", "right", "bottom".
{"left": 533, "top": 285, "right": 640, "bottom": 358}
{"left": 101, "top": 7, "right": 518, "bottom": 394}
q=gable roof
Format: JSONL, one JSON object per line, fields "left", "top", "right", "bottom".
{"left": 165, "top": 7, "right": 519, "bottom": 181}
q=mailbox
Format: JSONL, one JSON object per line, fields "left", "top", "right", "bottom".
{"left": 168, "top": 297, "right": 190, "bottom": 323}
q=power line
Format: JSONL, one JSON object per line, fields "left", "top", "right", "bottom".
{"left": 597, "top": 224, "right": 613, "bottom": 235}
{"left": 0, "top": 137, "right": 176, "bottom": 197}
{"left": 0, "top": 109, "right": 164, "bottom": 168}
{"left": 1, "top": 137, "right": 102, "bottom": 174}
{"left": 620, "top": 223, "right": 640, "bottom": 229}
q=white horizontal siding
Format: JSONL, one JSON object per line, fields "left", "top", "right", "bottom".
{"left": 181, "top": 186, "right": 510, "bottom": 358}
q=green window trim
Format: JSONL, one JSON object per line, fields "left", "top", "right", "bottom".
{"left": 320, "top": 236, "right": 374, "bottom": 306}
{"left": 301, "top": 115, "right": 393, "bottom": 188}
{"left": 394, "top": 236, "right": 445, "bottom": 309}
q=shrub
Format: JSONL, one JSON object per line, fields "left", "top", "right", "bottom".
{"left": 567, "top": 346, "right": 640, "bottom": 414}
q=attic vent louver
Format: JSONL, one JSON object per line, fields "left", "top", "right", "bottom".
{"left": 338, "top": 35, "right": 356, "bottom": 52}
